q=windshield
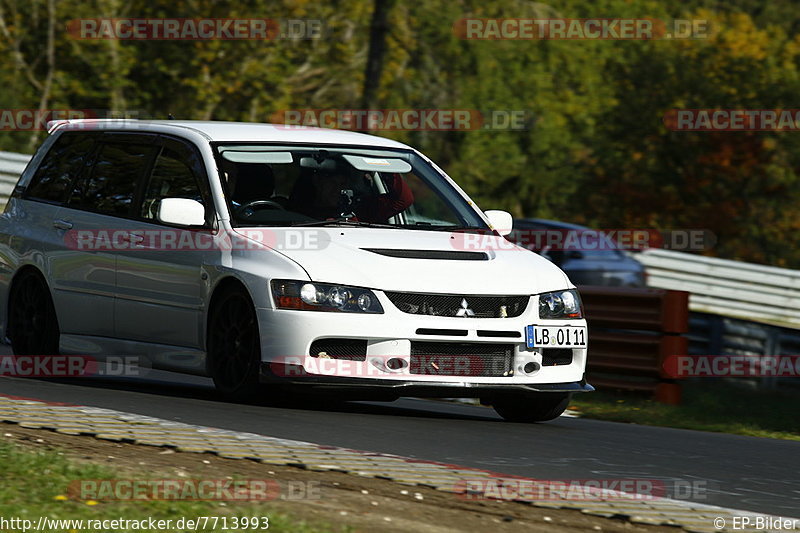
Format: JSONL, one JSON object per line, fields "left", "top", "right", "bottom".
{"left": 212, "top": 144, "right": 489, "bottom": 230}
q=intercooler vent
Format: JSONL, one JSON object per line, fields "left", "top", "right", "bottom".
{"left": 309, "top": 339, "right": 367, "bottom": 361}
{"left": 409, "top": 342, "right": 514, "bottom": 377}
{"left": 541, "top": 348, "right": 573, "bottom": 366}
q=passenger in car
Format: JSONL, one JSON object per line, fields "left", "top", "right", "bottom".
{"left": 290, "top": 169, "right": 413, "bottom": 223}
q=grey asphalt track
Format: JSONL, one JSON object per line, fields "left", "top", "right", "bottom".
{"left": 0, "top": 353, "right": 797, "bottom": 518}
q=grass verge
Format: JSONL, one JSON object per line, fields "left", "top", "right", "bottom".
{"left": 0, "top": 438, "right": 346, "bottom": 532}
{"left": 569, "top": 382, "right": 800, "bottom": 440}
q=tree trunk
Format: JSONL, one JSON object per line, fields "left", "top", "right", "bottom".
{"left": 361, "top": 0, "right": 394, "bottom": 131}
{"left": 26, "top": 0, "right": 55, "bottom": 153}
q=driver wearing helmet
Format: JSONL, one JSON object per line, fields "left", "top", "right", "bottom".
{"left": 292, "top": 168, "right": 413, "bottom": 223}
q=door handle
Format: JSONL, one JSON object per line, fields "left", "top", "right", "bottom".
{"left": 53, "top": 219, "right": 73, "bottom": 230}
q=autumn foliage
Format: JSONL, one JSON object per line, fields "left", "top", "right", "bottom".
{"left": 1, "top": 0, "right": 798, "bottom": 266}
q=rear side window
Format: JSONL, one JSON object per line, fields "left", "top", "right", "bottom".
{"left": 69, "top": 142, "right": 156, "bottom": 217}
{"left": 26, "top": 133, "right": 95, "bottom": 203}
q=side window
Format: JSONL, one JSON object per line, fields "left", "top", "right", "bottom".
{"left": 69, "top": 142, "right": 156, "bottom": 217}
{"left": 26, "top": 133, "right": 95, "bottom": 203}
{"left": 140, "top": 147, "right": 207, "bottom": 222}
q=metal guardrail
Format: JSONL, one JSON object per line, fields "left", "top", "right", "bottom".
{"left": 638, "top": 248, "right": 800, "bottom": 329}
{"left": 0, "top": 151, "right": 31, "bottom": 206}
{"left": 688, "top": 313, "right": 772, "bottom": 357}
{"left": 688, "top": 311, "right": 800, "bottom": 390}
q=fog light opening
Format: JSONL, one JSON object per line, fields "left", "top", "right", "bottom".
{"left": 386, "top": 357, "right": 408, "bottom": 370}
{"left": 524, "top": 361, "right": 541, "bottom": 374}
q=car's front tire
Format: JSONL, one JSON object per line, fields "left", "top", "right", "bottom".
{"left": 8, "top": 269, "right": 60, "bottom": 356}
{"left": 492, "top": 392, "right": 572, "bottom": 422}
{"left": 207, "top": 286, "right": 262, "bottom": 399}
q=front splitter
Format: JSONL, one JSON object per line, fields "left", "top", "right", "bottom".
{"left": 259, "top": 363, "right": 594, "bottom": 398}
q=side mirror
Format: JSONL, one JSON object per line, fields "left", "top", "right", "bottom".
{"left": 158, "top": 198, "right": 206, "bottom": 226}
{"left": 484, "top": 210, "right": 513, "bottom": 236}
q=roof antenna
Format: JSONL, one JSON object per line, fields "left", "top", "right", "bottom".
{"left": 167, "top": 113, "right": 175, "bottom": 120}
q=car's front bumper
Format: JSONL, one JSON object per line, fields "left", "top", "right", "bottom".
{"left": 255, "top": 291, "right": 590, "bottom": 393}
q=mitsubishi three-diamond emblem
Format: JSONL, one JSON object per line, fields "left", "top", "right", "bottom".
{"left": 456, "top": 298, "right": 475, "bottom": 317}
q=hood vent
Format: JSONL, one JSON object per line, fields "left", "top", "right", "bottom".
{"left": 363, "top": 248, "right": 489, "bottom": 261}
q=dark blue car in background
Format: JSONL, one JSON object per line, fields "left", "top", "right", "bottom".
{"left": 510, "top": 218, "right": 647, "bottom": 287}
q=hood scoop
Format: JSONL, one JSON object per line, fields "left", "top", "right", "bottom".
{"left": 362, "top": 248, "right": 489, "bottom": 261}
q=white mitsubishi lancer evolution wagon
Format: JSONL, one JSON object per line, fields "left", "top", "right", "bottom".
{"left": 0, "top": 119, "right": 591, "bottom": 422}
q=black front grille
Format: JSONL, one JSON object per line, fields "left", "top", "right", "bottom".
{"left": 385, "top": 292, "right": 528, "bottom": 318}
{"left": 409, "top": 342, "right": 514, "bottom": 377}
{"left": 541, "top": 348, "right": 574, "bottom": 366}
{"left": 309, "top": 339, "right": 367, "bottom": 361}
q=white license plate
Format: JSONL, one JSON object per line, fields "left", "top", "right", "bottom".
{"left": 525, "top": 325, "right": 587, "bottom": 349}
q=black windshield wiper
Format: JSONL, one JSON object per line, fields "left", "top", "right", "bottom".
{"left": 399, "top": 223, "right": 487, "bottom": 232}
{"left": 291, "top": 219, "right": 487, "bottom": 231}
{"left": 291, "top": 218, "right": 398, "bottom": 229}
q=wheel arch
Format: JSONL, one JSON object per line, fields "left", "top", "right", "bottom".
{"left": 7, "top": 264, "right": 53, "bottom": 326}
{"left": 207, "top": 276, "right": 254, "bottom": 316}
{"left": 6, "top": 263, "right": 60, "bottom": 353}
{"left": 204, "top": 276, "right": 258, "bottom": 367}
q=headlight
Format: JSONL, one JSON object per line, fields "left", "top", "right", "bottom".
{"left": 538, "top": 289, "right": 583, "bottom": 319}
{"left": 271, "top": 280, "right": 384, "bottom": 313}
